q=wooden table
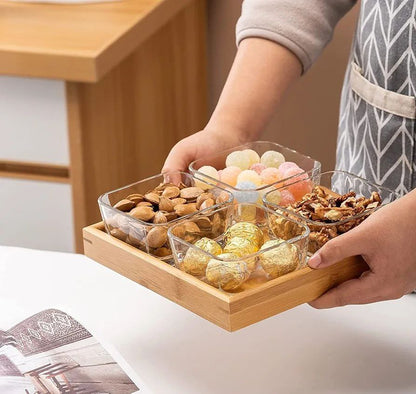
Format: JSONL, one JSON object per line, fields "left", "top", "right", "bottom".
{"left": 0, "top": 0, "right": 207, "bottom": 252}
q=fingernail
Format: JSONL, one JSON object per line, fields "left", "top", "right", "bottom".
{"left": 308, "top": 252, "right": 322, "bottom": 268}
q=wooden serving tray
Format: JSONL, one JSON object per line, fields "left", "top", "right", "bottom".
{"left": 83, "top": 223, "right": 368, "bottom": 331}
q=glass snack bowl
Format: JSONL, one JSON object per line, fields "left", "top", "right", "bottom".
{"left": 263, "top": 170, "right": 398, "bottom": 254}
{"left": 168, "top": 202, "right": 310, "bottom": 292}
{"left": 98, "top": 172, "right": 233, "bottom": 262}
{"left": 189, "top": 141, "right": 321, "bottom": 203}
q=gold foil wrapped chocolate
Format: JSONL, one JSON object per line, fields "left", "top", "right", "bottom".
{"left": 206, "top": 253, "right": 250, "bottom": 291}
{"left": 224, "top": 222, "right": 264, "bottom": 248}
{"left": 181, "top": 237, "right": 222, "bottom": 277}
{"left": 258, "top": 239, "right": 299, "bottom": 279}
{"left": 223, "top": 236, "right": 259, "bottom": 271}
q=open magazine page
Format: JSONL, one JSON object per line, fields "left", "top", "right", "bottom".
{"left": 0, "top": 247, "right": 151, "bottom": 394}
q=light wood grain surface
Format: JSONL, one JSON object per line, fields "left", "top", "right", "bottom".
{"left": 84, "top": 222, "right": 368, "bottom": 331}
{"left": 68, "top": 0, "right": 207, "bottom": 251}
{"left": 0, "top": 0, "right": 193, "bottom": 81}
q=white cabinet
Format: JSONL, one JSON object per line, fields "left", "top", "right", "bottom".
{"left": 0, "top": 76, "right": 69, "bottom": 165}
{"left": 0, "top": 178, "right": 74, "bottom": 252}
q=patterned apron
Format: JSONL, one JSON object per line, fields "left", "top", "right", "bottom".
{"left": 336, "top": 0, "right": 416, "bottom": 197}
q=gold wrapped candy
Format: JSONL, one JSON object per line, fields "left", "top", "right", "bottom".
{"left": 224, "top": 222, "right": 264, "bottom": 248}
{"left": 223, "top": 236, "right": 259, "bottom": 271}
{"left": 181, "top": 237, "right": 222, "bottom": 277}
{"left": 258, "top": 239, "right": 299, "bottom": 279}
{"left": 206, "top": 253, "right": 250, "bottom": 291}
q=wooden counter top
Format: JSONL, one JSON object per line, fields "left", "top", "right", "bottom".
{"left": 0, "top": 0, "right": 193, "bottom": 82}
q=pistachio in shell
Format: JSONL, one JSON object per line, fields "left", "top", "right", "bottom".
{"left": 114, "top": 199, "right": 136, "bottom": 212}
{"left": 162, "top": 186, "right": 180, "bottom": 199}
{"left": 147, "top": 227, "right": 168, "bottom": 249}
{"left": 180, "top": 187, "right": 204, "bottom": 200}
{"left": 153, "top": 211, "right": 168, "bottom": 224}
{"left": 126, "top": 193, "right": 144, "bottom": 204}
{"left": 159, "top": 196, "right": 174, "bottom": 212}
{"left": 130, "top": 206, "right": 155, "bottom": 222}
{"left": 174, "top": 203, "right": 198, "bottom": 217}
{"left": 144, "top": 192, "right": 160, "bottom": 205}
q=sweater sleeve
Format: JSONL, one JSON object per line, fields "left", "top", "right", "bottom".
{"left": 236, "top": 0, "right": 356, "bottom": 72}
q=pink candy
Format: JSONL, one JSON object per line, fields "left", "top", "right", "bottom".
{"left": 250, "top": 163, "right": 267, "bottom": 175}
{"left": 220, "top": 166, "right": 241, "bottom": 187}
{"left": 280, "top": 189, "right": 296, "bottom": 206}
{"left": 283, "top": 168, "right": 312, "bottom": 201}
{"left": 278, "top": 162, "right": 299, "bottom": 176}
{"left": 260, "top": 167, "right": 281, "bottom": 185}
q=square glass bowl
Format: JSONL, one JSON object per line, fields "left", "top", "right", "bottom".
{"left": 189, "top": 141, "right": 321, "bottom": 203}
{"left": 263, "top": 170, "right": 398, "bottom": 253}
{"left": 98, "top": 172, "right": 233, "bottom": 261}
{"left": 168, "top": 202, "right": 310, "bottom": 292}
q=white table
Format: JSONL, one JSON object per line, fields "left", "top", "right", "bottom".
{"left": 1, "top": 246, "right": 416, "bottom": 394}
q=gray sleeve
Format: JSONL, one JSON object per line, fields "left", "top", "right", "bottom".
{"left": 236, "top": 0, "right": 356, "bottom": 72}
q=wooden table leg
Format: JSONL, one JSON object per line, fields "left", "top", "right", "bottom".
{"left": 67, "top": 0, "right": 207, "bottom": 252}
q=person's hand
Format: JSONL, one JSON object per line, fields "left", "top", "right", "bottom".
{"left": 162, "top": 128, "right": 246, "bottom": 174}
{"left": 308, "top": 190, "right": 416, "bottom": 308}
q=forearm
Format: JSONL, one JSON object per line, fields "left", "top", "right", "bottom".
{"left": 206, "top": 38, "right": 302, "bottom": 142}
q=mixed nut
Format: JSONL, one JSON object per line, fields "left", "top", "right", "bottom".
{"left": 271, "top": 186, "right": 382, "bottom": 253}
{"left": 105, "top": 182, "right": 230, "bottom": 258}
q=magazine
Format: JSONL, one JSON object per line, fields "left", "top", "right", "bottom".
{"left": 0, "top": 306, "right": 148, "bottom": 394}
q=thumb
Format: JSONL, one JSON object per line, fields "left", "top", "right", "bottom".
{"left": 308, "top": 229, "right": 365, "bottom": 269}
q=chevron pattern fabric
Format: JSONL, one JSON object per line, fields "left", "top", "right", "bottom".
{"left": 336, "top": 0, "right": 416, "bottom": 196}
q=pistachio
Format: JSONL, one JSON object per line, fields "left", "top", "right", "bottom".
{"left": 164, "top": 211, "right": 178, "bottom": 221}
{"left": 211, "top": 213, "right": 224, "bottom": 237}
{"left": 130, "top": 206, "right": 155, "bottom": 222}
{"left": 162, "top": 186, "right": 180, "bottom": 199}
{"left": 153, "top": 211, "right": 168, "bottom": 224}
{"left": 184, "top": 221, "right": 201, "bottom": 234}
{"left": 194, "top": 216, "right": 212, "bottom": 230}
{"left": 144, "top": 192, "right": 160, "bottom": 205}
{"left": 153, "top": 247, "right": 172, "bottom": 258}
{"left": 180, "top": 187, "right": 204, "bottom": 200}
{"left": 170, "top": 224, "right": 186, "bottom": 239}
{"left": 137, "top": 201, "right": 153, "bottom": 207}
{"left": 171, "top": 198, "right": 187, "bottom": 206}
{"left": 147, "top": 227, "right": 168, "bottom": 249}
{"left": 196, "top": 192, "right": 214, "bottom": 209}
{"left": 199, "top": 198, "right": 215, "bottom": 211}
{"left": 110, "top": 228, "right": 128, "bottom": 241}
{"left": 174, "top": 203, "right": 198, "bottom": 217}
{"left": 159, "top": 196, "right": 174, "bottom": 212}
{"left": 126, "top": 193, "right": 144, "bottom": 204}
{"left": 114, "top": 199, "right": 136, "bottom": 212}
{"left": 216, "top": 191, "right": 230, "bottom": 205}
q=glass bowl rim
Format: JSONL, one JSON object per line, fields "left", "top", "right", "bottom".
{"left": 167, "top": 202, "right": 310, "bottom": 262}
{"left": 188, "top": 140, "right": 322, "bottom": 192}
{"left": 262, "top": 170, "right": 399, "bottom": 226}
{"left": 98, "top": 171, "right": 234, "bottom": 227}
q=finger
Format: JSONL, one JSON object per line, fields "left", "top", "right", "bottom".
{"left": 308, "top": 228, "right": 366, "bottom": 269}
{"left": 309, "top": 270, "right": 383, "bottom": 308}
{"left": 161, "top": 141, "right": 195, "bottom": 175}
